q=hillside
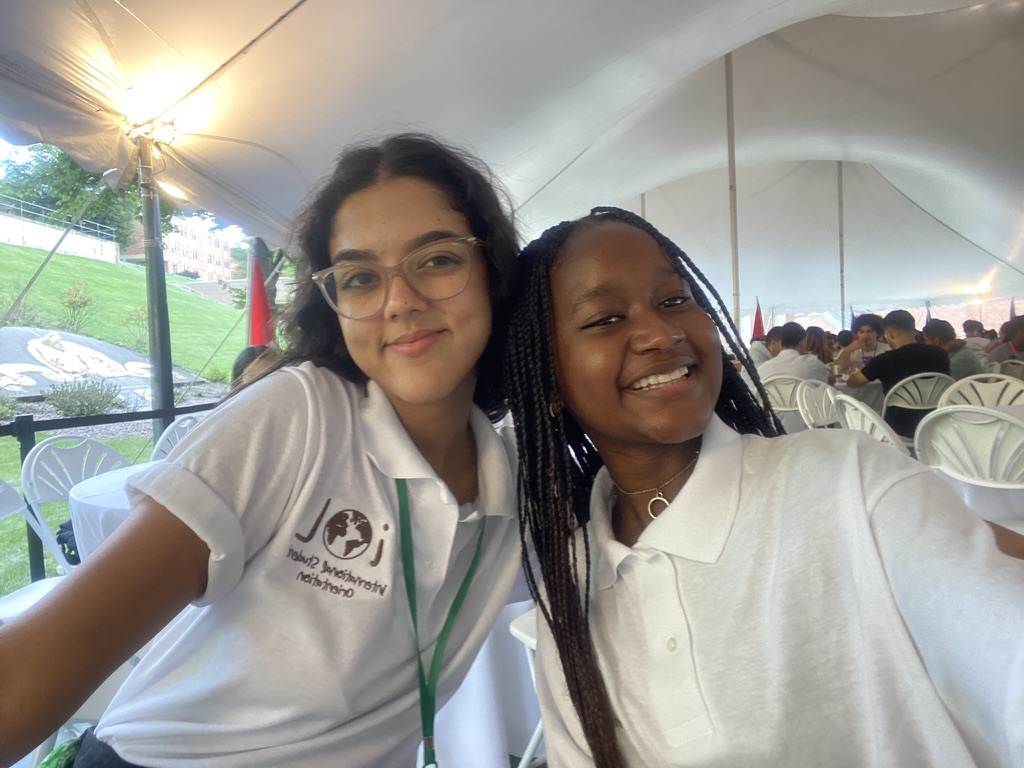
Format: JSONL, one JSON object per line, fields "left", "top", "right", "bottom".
{"left": 1, "top": 242, "right": 254, "bottom": 380}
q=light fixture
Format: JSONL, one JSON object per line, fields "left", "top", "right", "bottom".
{"left": 156, "top": 180, "right": 188, "bottom": 201}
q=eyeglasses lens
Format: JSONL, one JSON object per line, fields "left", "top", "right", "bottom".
{"left": 321, "top": 239, "right": 474, "bottom": 320}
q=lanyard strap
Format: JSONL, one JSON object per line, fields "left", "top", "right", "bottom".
{"left": 396, "top": 478, "right": 487, "bottom": 768}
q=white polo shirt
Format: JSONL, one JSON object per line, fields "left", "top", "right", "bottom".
{"left": 536, "top": 417, "right": 1024, "bottom": 767}
{"left": 95, "top": 362, "right": 522, "bottom": 767}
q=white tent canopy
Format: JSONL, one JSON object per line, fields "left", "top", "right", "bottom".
{"left": 1, "top": 0, "right": 1021, "bottom": 317}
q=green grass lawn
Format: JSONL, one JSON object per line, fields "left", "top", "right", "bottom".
{"left": 1, "top": 242, "right": 252, "bottom": 381}
{"left": 1, "top": 243, "right": 258, "bottom": 597}
{"left": 0, "top": 434, "right": 152, "bottom": 597}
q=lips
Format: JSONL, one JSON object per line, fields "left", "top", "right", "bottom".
{"left": 386, "top": 327, "right": 445, "bottom": 356}
{"left": 629, "top": 365, "right": 692, "bottom": 391}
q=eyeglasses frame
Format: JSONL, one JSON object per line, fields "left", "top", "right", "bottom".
{"left": 311, "top": 236, "right": 486, "bottom": 320}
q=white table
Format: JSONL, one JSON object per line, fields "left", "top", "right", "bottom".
{"left": 834, "top": 380, "right": 885, "bottom": 413}
{"left": 68, "top": 461, "right": 159, "bottom": 559}
{"left": 68, "top": 464, "right": 542, "bottom": 766}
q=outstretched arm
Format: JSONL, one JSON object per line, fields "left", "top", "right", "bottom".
{"left": 0, "top": 497, "right": 209, "bottom": 764}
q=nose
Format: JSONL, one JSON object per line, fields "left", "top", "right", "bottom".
{"left": 631, "top": 309, "right": 684, "bottom": 353}
{"left": 381, "top": 270, "right": 428, "bottom": 318}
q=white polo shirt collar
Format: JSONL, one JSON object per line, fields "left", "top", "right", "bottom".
{"left": 359, "top": 380, "right": 516, "bottom": 519}
{"left": 591, "top": 415, "right": 742, "bottom": 590}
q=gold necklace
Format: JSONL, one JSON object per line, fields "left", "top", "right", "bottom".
{"left": 614, "top": 451, "right": 700, "bottom": 520}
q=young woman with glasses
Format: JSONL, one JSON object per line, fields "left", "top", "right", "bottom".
{"left": 0, "top": 134, "right": 523, "bottom": 768}
{"left": 503, "top": 207, "right": 1024, "bottom": 767}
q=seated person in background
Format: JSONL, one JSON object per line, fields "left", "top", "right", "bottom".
{"left": 747, "top": 322, "right": 831, "bottom": 433}
{"left": 747, "top": 333, "right": 772, "bottom": 366}
{"left": 834, "top": 313, "right": 891, "bottom": 372}
{"left": 835, "top": 329, "right": 854, "bottom": 352}
{"left": 804, "top": 325, "right": 832, "bottom": 367}
{"left": 985, "top": 316, "right": 1024, "bottom": 365}
{"left": 230, "top": 344, "right": 271, "bottom": 390}
{"left": 962, "top": 319, "right": 990, "bottom": 357}
{"left": 502, "top": 207, "right": 1024, "bottom": 768}
{"left": 923, "top": 320, "right": 983, "bottom": 380}
{"left": 764, "top": 325, "right": 783, "bottom": 358}
{"left": 845, "top": 309, "right": 950, "bottom": 438}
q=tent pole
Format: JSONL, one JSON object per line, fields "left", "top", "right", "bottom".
{"left": 137, "top": 137, "right": 175, "bottom": 439}
{"left": 838, "top": 161, "right": 846, "bottom": 329}
{"left": 725, "top": 52, "right": 740, "bottom": 321}
{"left": 640, "top": 192, "right": 647, "bottom": 220}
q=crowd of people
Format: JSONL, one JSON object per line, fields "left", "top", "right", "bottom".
{"left": 0, "top": 133, "right": 1021, "bottom": 768}
{"left": 745, "top": 310, "right": 1023, "bottom": 438}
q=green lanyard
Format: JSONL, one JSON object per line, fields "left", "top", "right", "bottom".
{"left": 396, "top": 478, "right": 487, "bottom": 768}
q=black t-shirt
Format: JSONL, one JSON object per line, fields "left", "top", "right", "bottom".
{"left": 861, "top": 343, "right": 950, "bottom": 438}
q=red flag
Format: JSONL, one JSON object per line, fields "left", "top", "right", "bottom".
{"left": 752, "top": 298, "right": 765, "bottom": 339}
{"left": 249, "top": 259, "right": 274, "bottom": 346}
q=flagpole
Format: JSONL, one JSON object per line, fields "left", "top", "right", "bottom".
{"left": 725, "top": 52, "right": 740, "bottom": 322}
{"left": 837, "top": 161, "right": 846, "bottom": 330}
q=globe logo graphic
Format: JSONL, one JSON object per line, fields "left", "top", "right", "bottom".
{"left": 323, "top": 509, "right": 373, "bottom": 560}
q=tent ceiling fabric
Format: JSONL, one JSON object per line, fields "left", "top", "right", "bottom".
{"left": 0, "top": 0, "right": 1020, "bottom": 313}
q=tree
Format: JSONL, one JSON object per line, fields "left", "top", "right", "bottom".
{"left": 0, "top": 143, "right": 179, "bottom": 251}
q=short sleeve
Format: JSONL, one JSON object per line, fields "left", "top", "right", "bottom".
{"left": 868, "top": 470, "right": 1024, "bottom": 765}
{"left": 126, "top": 367, "right": 323, "bottom": 604}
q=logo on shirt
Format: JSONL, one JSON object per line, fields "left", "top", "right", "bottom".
{"left": 288, "top": 498, "right": 391, "bottom": 599}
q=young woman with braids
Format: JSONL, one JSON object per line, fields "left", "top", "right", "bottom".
{"left": 0, "top": 134, "right": 524, "bottom": 767}
{"left": 503, "top": 207, "right": 1024, "bottom": 767}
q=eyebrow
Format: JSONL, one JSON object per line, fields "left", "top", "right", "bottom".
{"left": 570, "top": 266, "right": 687, "bottom": 314}
{"left": 331, "top": 229, "right": 463, "bottom": 265}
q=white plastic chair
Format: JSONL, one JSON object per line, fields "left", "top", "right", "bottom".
{"left": 151, "top": 413, "right": 208, "bottom": 460}
{"left": 795, "top": 380, "right": 838, "bottom": 428}
{"left": 1001, "top": 359, "right": 1024, "bottom": 381}
{"left": 915, "top": 406, "right": 1024, "bottom": 488}
{"left": 880, "top": 372, "right": 954, "bottom": 446}
{"left": 984, "top": 360, "right": 1002, "bottom": 374}
{"left": 21, "top": 436, "right": 130, "bottom": 572}
{"left": 761, "top": 375, "right": 807, "bottom": 433}
{"left": 0, "top": 479, "right": 65, "bottom": 624}
{"left": 509, "top": 607, "right": 544, "bottom": 768}
{"left": 937, "top": 373, "right": 1024, "bottom": 408}
{"left": 834, "top": 393, "right": 910, "bottom": 456}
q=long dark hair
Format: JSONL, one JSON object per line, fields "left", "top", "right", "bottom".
{"left": 503, "top": 206, "right": 781, "bottom": 766}
{"left": 251, "top": 133, "right": 519, "bottom": 421}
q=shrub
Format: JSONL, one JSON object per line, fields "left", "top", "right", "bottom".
{"left": 0, "top": 282, "right": 45, "bottom": 327}
{"left": 44, "top": 378, "right": 122, "bottom": 417}
{"left": 0, "top": 392, "right": 15, "bottom": 421}
{"left": 122, "top": 305, "right": 148, "bottom": 352}
{"left": 57, "top": 280, "right": 98, "bottom": 334}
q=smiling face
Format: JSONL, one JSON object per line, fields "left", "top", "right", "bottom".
{"left": 329, "top": 175, "right": 492, "bottom": 415}
{"left": 549, "top": 221, "right": 722, "bottom": 456}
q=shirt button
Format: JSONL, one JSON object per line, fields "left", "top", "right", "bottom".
{"left": 667, "top": 637, "right": 677, "bottom": 652}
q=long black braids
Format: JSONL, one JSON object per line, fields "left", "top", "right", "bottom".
{"left": 503, "top": 207, "right": 781, "bottom": 768}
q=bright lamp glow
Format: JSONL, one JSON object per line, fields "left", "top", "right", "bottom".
{"left": 156, "top": 180, "right": 188, "bottom": 200}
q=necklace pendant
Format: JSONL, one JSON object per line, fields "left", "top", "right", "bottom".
{"left": 647, "top": 491, "right": 669, "bottom": 520}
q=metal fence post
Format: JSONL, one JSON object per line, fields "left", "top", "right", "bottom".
{"left": 12, "top": 414, "right": 45, "bottom": 582}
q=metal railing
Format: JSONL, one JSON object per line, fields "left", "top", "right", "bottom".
{"left": 0, "top": 192, "right": 117, "bottom": 242}
{"left": 1, "top": 402, "right": 217, "bottom": 581}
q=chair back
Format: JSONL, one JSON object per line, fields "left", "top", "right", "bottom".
{"left": 915, "top": 406, "right": 1024, "bottom": 488}
{"left": 834, "top": 394, "right": 910, "bottom": 455}
{"left": 937, "top": 373, "right": 1024, "bottom": 407}
{"left": 984, "top": 360, "right": 1002, "bottom": 373}
{"left": 761, "top": 375, "right": 804, "bottom": 411}
{"left": 152, "top": 414, "right": 208, "bottom": 460}
{"left": 21, "top": 436, "right": 130, "bottom": 571}
{"left": 881, "top": 372, "right": 954, "bottom": 416}
{"left": 795, "top": 380, "right": 838, "bottom": 428}
{"left": 1001, "top": 359, "right": 1024, "bottom": 381}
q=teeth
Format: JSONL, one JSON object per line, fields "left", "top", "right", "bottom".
{"left": 631, "top": 366, "right": 689, "bottom": 390}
